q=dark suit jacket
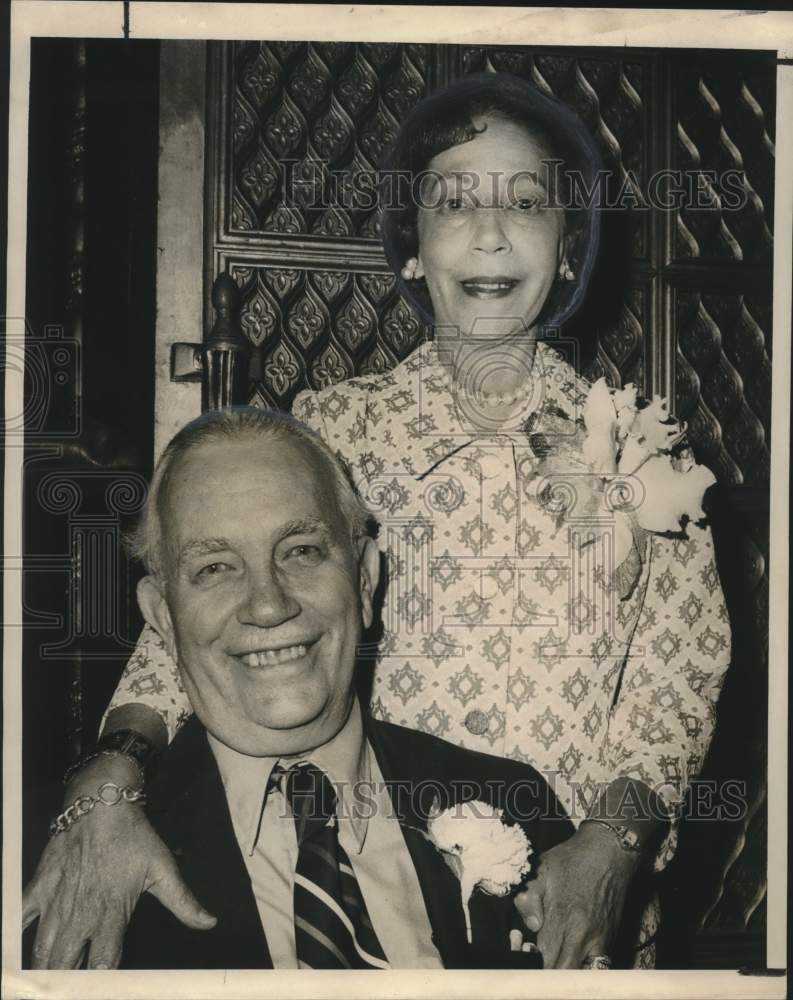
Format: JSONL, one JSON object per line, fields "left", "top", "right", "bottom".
{"left": 122, "top": 711, "right": 574, "bottom": 969}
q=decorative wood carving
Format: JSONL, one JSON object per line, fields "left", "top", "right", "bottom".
{"left": 673, "top": 54, "right": 775, "bottom": 268}
{"left": 228, "top": 41, "right": 429, "bottom": 241}
{"left": 230, "top": 263, "right": 426, "bottom": 408}
{"left": 675, "top": 290, "right": 771, "bottom": 486}
{"left": 202, "top": 273, "right": 251, "bottom": 410}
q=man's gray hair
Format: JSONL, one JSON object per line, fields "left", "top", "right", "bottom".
{"left": 128, "top": 406, "right": 374, "bottom": 578}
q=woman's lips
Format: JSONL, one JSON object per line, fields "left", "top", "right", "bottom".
{"left": 460, "top": 277, "right": 520, "bottom": 299}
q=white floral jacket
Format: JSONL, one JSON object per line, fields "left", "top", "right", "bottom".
{"left": 108, "top": 339, "right": 731, "bottom": 869}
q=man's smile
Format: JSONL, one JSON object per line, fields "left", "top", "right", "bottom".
{"left": 233, "top": 641, "right": 317, "bottom": 669}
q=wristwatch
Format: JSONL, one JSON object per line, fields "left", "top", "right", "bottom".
{"left": 580, "top": 818, "right": 642, "bottom": 853}
{"left": 63, "top": 729, "right": 160, "bottom": 786}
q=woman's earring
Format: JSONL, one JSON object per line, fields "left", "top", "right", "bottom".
{"left": 559, "top": 262, "right": 575, "bottom": 282}
{"left": 401, "top": 257, "right": 419, "bottom": 281}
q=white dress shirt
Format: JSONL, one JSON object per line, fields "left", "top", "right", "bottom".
{"left": 207, "top": 702, "right": 443, "bottom": 969}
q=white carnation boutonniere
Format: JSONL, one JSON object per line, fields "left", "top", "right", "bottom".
{"left": 425, "top": 800, "right": 533, "bottom": 944}
{"left": 579, "top": 377, "right": 716, "bottom": 589}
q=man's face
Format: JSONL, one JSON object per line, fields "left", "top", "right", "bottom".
{"left": 139, "top": 434, "right": 378, "bottom": 756}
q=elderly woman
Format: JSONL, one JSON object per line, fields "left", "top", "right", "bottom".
{"left": 24, "top": 73, "right": 730, "bottom": 970}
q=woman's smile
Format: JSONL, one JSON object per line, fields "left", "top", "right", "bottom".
{"left": 459, "top": 275, "right": 522, "bottom": 299}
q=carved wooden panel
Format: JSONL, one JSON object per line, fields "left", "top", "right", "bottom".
{"left": 228, "top": 41, "right": 429, "bottom": 241}
{"left": 673, "top": 53, "right": 775, "bottom": 266}
{"left": 675, "top": 290, "right": 772, "bottom": 486}
{"left": 229, "top": 262, "right": 428, "bottom": 408}
{"left": 208, "top": 41, "right": 434, "bottom": 413}
{"left": 667, "top": 50, "right": 775, "bottom": 499}
{"left": 580, "top": 286, "right": 647, "bottom": 391}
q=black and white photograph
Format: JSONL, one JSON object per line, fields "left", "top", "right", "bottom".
{"left": 3, "top": 3, "right": 790, "bottom": 998}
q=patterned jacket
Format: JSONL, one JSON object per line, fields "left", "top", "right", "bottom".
{"left": 109, "top": 339, "right": 731, "bottom": 870}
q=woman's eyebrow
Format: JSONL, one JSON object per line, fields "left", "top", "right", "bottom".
{"left": 435, "top": 168, "right": 546, "bottom": 181}
{"left": 506, "top": 171, "right": 548, "bottom": 192}
{"left": 432, "top": 170, "right": 550, "bottom": 197}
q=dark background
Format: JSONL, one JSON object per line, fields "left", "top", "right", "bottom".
{"left": 21, "top": 37, "right": 772, "bottom": 969}
{"left": 22, "top": 37, "right": 159, "bottom": 887}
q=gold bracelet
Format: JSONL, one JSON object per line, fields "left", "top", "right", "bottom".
{"left": 49, "top": 782, "right": 146, "bottom": 838}
{"left": 580, "top": 818, "right": 642, "bottom": 853}
{"left": 63, "top": 747, "right": 146, "bottom": 787}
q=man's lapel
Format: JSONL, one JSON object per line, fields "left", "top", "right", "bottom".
{"left": 365, "top": 717, "right": 523, "bottom": 968}
{"left": 396, "top": 817, "right": 471, "bottom": 967}
{"left": 125, "top": 717, "right": 272, "bottom": 969}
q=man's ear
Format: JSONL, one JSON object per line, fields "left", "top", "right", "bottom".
{"left": 357, "top": 537, "right": 381, "bottom": 630}
{"left": 137, "top": 575, "right": 176, "bottom": 660}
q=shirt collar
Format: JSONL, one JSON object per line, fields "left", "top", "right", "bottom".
{"left": 207, "top": 701, "right": 372, "bottom": 856}
{"left": 299, "top": 699, "right": 371, "bottom": 852}
{"left": 383, "top": 338, "right": 587, "bottom": 479}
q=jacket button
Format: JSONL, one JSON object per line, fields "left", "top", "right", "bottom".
{"left": 465, "top": 709, "right": 488, "bottom": 735}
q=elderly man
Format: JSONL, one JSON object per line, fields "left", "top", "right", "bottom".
{"left": 25, "top": 407, "right": 575, "bottom": 970}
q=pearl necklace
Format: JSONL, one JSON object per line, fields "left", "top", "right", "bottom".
{"left": 464, "top": 382, "right": 534, "bottom": 409}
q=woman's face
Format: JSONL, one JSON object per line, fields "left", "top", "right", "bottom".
{"left": 416, "top": 116, "right": 566, "bottom": 340}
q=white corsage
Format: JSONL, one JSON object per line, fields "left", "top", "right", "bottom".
{"left": 584, "top": 377, "right": 716, "bottom": 535}
{"left": 426, "top": 800, "right": 533, "bottom": 943}
{"left": 537, "top": 379, "right": 715, "bottom": 596}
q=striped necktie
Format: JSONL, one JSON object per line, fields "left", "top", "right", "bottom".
{"left": 275, "top": 762, "right": 389, "bottom": 970}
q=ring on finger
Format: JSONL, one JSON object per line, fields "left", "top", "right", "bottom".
{"left": 581, "top": 954, "right": 612, "bottom": 970}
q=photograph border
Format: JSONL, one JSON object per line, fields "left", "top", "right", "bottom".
{"left": 3, "top": 3, "right": 791, "bottom": 998}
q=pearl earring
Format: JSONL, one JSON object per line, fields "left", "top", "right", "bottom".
{"left": 560, "top": 262, "right": 575, "bottom": 282}
{"left": 401, "top": 257, "right": 419, "bottom": 281}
